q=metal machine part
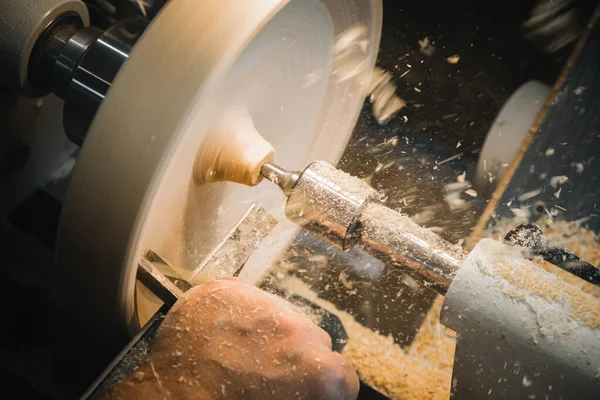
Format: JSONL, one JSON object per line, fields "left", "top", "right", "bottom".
{"left": 56, "top": 18, "right": 148, "bottom": 144}
{"left": 0, "top": 0, "right": 89, "bottom": 97}
{"left": 441, "top": 239, "right": 600, "bottom": 399}
{"left": 56, "top": 0, "right": 382, "bottom": 343}
{"left": 359, "top": 202, "right": 464, "bottom": 294}
{"left": 261, "top": 161, "right": 466, "bottom": 295}
{"left": 264, "top": 159, "right": 600, "bottom": 294}
{"left": 505, "top": 223, "right": 600, "bottom": 287}
{"left": 135, "top": 203, "right": 278, "bottom": 325}
{"left": 33, "top": 15, "right": 149, "bottom": 145}
{"left": 137, "top": 255, "right": 185, "bottom": 306}
{"left": 188, "top": 204, "right": 278, "bottom": 284}
{"left": 274, "top": 161, "right": 380, "bottom": 250}
{"left": 1, "top": 0, "right": 148, "bottom": 143}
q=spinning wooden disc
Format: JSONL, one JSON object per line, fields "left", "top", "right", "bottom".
{"left": 56, "top": 0, "right": 381, "bottom": 343}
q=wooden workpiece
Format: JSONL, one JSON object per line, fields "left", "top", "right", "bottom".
{"left": 194, "top": 106, "right": 275, "bottom": 187}
{"left": 56, "top": 0, "right": 381, "bottom": 343}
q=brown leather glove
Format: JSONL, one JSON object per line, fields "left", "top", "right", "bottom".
{"left": 104, "top": 279, "right": 359, "bottom": 399}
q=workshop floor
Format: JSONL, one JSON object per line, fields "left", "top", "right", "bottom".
{"left": 0, "top": 0, "right": 580, "bottom": 398}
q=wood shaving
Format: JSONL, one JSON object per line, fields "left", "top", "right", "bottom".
{"left": 572, "top": 162, "right": 585, "bottom": 173}
{"left": 367, "top": 67, "right": 406, "bottom": 125}
{"left": 133, "top": 0, "right": 148, "bottom": 17}
{"left": 418, "top": 37, "right": 436, "bottom": 56}
{"left": 550, "top": 175, "right": 569, "bottom": 188}
{"left": 517, "top": 188, "right": 542, "bottom": 202}
{"left": 464, "top": 189, "right": 478, "bottom": 198}
{"left": 446, "top": 55, "right": 460, "bottom": 64}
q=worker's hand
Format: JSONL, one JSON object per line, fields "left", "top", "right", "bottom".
{"left": 105, "top": 279, "right": 359, "bottom": 400}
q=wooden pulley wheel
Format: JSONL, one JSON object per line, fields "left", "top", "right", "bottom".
{"left": 56, "top": 0, "right": 382, "bottom": 343}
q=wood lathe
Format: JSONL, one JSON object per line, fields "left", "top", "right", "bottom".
{"left": 1, "top": 0, "right": 599, "bottom": 399}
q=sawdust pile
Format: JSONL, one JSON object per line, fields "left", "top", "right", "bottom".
{"left": 280, "top": 277, "right": 455, "bottom": 400}
{"left": 342, "top": 297, "right": 455, "bottom": 400}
